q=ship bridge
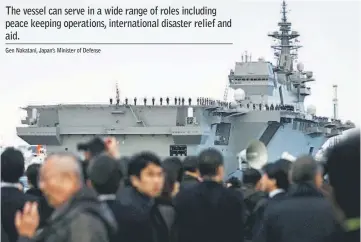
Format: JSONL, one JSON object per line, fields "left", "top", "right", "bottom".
{"left": 228, "top": 59, "right": 277, "bottom": 104}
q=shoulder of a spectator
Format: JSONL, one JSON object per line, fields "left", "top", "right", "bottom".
{"left": 262, "top": 201, "right": 282, "bottom": 223}
{"left": 69, "top": 212, "right": 108, "bottom": 242}
{"left": 173, "top": 187, "right": 194, "bottom": 207}
{"left": 25, "top": 193, "right": 39, "bottom": 202}
{"left": 17, "top": 236, "right": 33, "bottom": 242}
{"left": 225, "top": 187, "right": 244, "bottom": 203}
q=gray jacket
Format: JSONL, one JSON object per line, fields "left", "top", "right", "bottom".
{"left": 18, "top": 188, "right": 117, "bottom": 242}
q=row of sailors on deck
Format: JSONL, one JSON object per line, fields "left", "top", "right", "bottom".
{"left": 240, "top": 103, "right": 295, "bottom": 111}
{"left": 107, "top": 97, "right": 346, "bottom": 126}
{"left": 314, "top": 116, "right": 331, "bottom": 123}
{"left": 1, "top": 132, "right": 359, "bottom": 242}
{"left": 110, "top": 97, "right": 229, "bottom": 107}
{"left": 108, "top": 97, "right": 350, "bottom": 124}
{"left": 312, "top": 117, "right": 346, "bottom": 125}
{"left": 110, "top": 97, "right": 219, "bottom": 106}
{"left": 109, "top": 97, "right": 295, "bottom": 112}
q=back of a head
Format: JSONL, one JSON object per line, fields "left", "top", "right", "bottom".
{"left": 163, "top": 157, "right": 184, "bottom": 182}
{"left": 1, "top": 147, "right": 25, "bottom": 183}
{"left": 183, "top": 156, "right": 199, "bottom": 173}
{"left": 243, "top": 168, "right": 262, "bottom": 186}
{"left": 88, "top": 154, "right": 123, "bottom": 194}
{"left": 88, "top": 137, "right": 106, "bottom": 156}
{"left": 263, "top": 162, "right": 290, "bottom": 191}
{"left": 198, "top": 148, "right": 223, "bottom": 177}
{"left": 161, "top": 161, "right": 180, "bottom": 198}
{"left": 127, "top": 151, "right": 162, "bottom": 177}
{"left": 26, "top": 163, "right": 41, "bottom": 189}
{"left": 290, "top": 155, "right": 320, "bottom": 184}
{"left": 275, "top": 158, "right": 293, "bottom": 174}
{"left": 326, "top": 131, "right": 360, "bottom": 219}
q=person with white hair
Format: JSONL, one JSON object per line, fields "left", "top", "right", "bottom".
{"left": 15, "top": 152, "right": 117, "bottom": 242}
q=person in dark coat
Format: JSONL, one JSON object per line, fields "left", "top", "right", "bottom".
{"left": 276, "top": 158, "right": 293, "bottom": 174}
{"left": 25, "top": 164, "right": 53, "bottom": 228}
{"left": 252, "top": 160, "right": 289, "bottom": 235}
{"left": 77, "top": 137, "right": 107, "bottom": 181}
{"left": 25, "top": 164, "right": 41, "bottom": 197}
{"left": 2, "top": 223, "right": 10, "bottom": 242}
{"left": 259, "top": 161, "right": 290, "bottom": 198}
{"left": 326, "top": 129, "right": 360, "bottom": 242}
{"left": 163, "top": 157, "right": 184, "bottom": 192}
{"left": 180, "top": 156, "right": 200, "bottom": 191}
{"left": 253, "top": 155, "right": 343, "bottom": 242}
{"left": 117, "top": 156, "right": 131, "bottom": 191}
{"left": 175, "top": 148, "right": 244, "bottom": 242}
{"left": 1, "top": 147, "right": 38, "bottom": 242}
{"left": 87, "top": 154, "right": 124, "bottom": 242}
{"left": 319, "top": 179, "right": 345, "bottom": 224}
{"left": 151, "top": 158, "right": 181, "bottom": 242}
{"left": 117, "top": 151, "right": 165, "bottom": 242}
{"left": 15, "top": 152, "right": 117, "bottom": 242}
{"left": 241, "top": 168, "right": 267, "bottom": 241}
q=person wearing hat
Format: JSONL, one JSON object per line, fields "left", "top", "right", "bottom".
{"left": 77, "top": 136, "right": 120, "bottom": 181}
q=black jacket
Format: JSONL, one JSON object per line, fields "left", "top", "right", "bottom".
{"left": 1, "top": 187, "right": 38, "bottom": 242}
{"left": 242, "top": 187, "right": 267, "bottom": 240}
{"left": 180, "top": 174, "right": 199, "bottom": 191}
{"left": 151, "top": 196, "right": 178, "bottom": 242}
{"left": 2, "top": 223, "right": 10, "bottom": 242}
{"left": 18, "top": 187, "right": 117, "bottom": 242}
{"left": 25, "top": 188, "right": 53, "bottom": 228}
{"left": 117, "top": 187, "right": 156, "bottom": 242}
{"left": 253, "top": 183, "right": 344, "bottom": 242}
{"left": 343, "top": 228, "right": 360, "bottom": 242}
{"left": 174, "top": 180, "right": 244, "bottom": 242}
{"left": 25, "top": 188, "right": 42, "bottom": 197}
{"left": 252, "top": 190, "right": 286, "bottom": 236}
{"left": 102, "top": 197, "right": 125, "bottom": 242}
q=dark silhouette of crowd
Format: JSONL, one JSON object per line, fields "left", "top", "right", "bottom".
{"left": 1, "top": 130, "right": 359, "bottom": 242}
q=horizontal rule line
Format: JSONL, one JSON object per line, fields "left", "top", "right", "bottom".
{"left": 5, "top": 42, "right": 233, "bottom": 45}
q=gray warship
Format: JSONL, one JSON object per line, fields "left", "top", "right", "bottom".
{"left": 16, "top": 1, "right": 355, "bottom": 176}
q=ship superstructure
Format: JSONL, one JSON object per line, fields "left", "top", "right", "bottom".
{"left": 16, "top": 1, "right": 355, "bottom": 176}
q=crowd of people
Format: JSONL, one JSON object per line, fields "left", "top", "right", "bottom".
{"left": 1, "top": 130, "right": 359, "bottom": 242}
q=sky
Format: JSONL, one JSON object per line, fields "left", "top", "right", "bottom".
{"left": 0, "top": 0, "right": 360, "bottom": 146}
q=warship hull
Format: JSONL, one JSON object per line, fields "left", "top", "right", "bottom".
{"left": 17, "top": 104, "right": 334, "bottom": 176}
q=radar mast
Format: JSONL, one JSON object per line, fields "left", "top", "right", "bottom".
{"left": 333, "top": 85, "right": 338, "bottom": 120}
{"left": 115, "top": 82, "right": 120, "bottom": 105}
{"left": 268, "top": 0, "right": 302, "bottom": 72}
